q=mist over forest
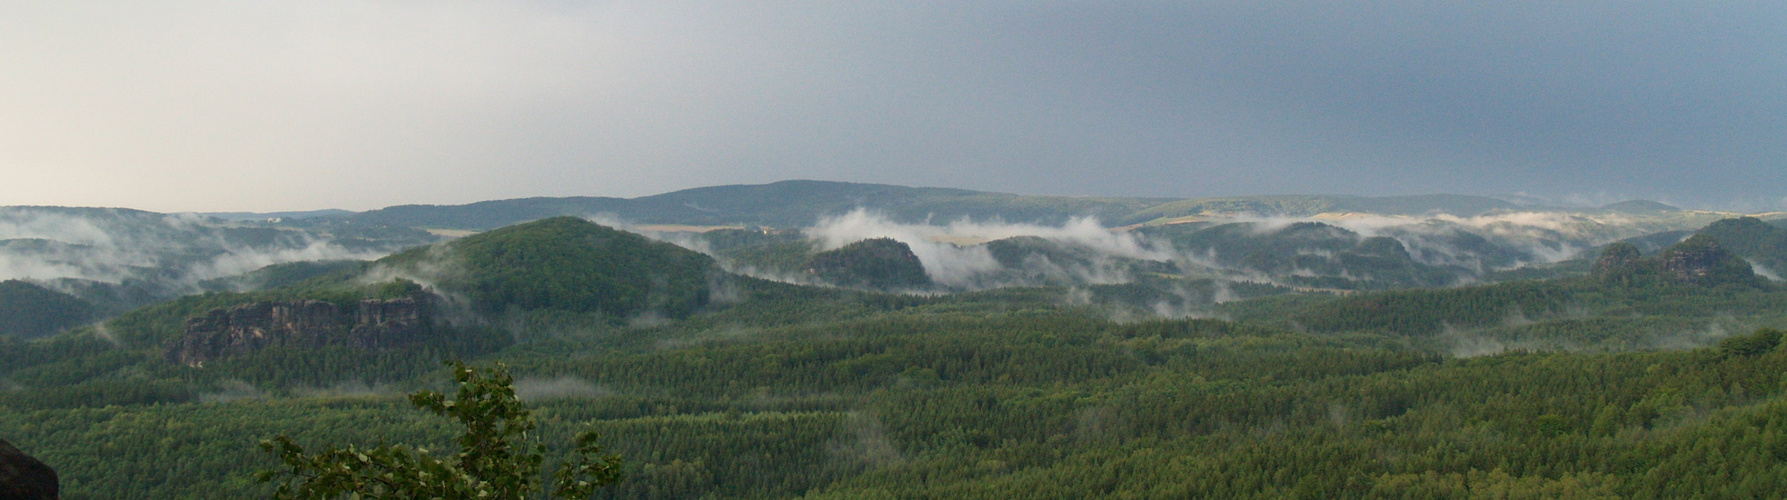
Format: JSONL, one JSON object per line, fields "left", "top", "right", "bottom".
{"left": 5, "top": 1, "right": 1784, "bottom": 496}
{"left": 7, "top": 180, "right": 1787, "bottom": 498}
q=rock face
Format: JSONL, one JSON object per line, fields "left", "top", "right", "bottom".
{"left": 1593, "top": 236, "right": 1761, "bottom": 288}
{"left": 1660, "top": 235, "right": 1753, "bottom": 285}
{"left": 0, "top": 438, "right": 58, "bottom": 500}
{"left": 351, "top": 295, "right": 430, "bottom": 349}
{"left": 1592, "top": 242, "right": 1643, "bottom": 276}
{"left": 166, "top": 294, "right": 432, "bottom": 366}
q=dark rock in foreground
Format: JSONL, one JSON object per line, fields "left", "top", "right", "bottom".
{"left": 0, "top": 438, "right": 58, "bottom": 500}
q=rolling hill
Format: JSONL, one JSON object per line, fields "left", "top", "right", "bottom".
{"left": 7, "top": 202, "right": 1787, "bottom": 498}
{"left": 378, "top": 216, "right": 720, "bottom": 319}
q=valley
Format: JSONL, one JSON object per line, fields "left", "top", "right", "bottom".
{"left": 5, "top": 181, "right": 1787, "bottom": 498}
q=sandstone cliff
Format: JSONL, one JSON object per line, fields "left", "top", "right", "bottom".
{"left": 166, "top": 293, "right": 432, "bottom": 366}
{"left": 0, "top": 438, "right": 58, "bottom": 500}
{"left": 1660, "top": 234, "right": 1755, "bottom": 285}
{"left": 1595, "top": 235, "right": 1761, "bottom": 287}
{"left": 1591, "top": 242, "right": 1642, "bottom": 276}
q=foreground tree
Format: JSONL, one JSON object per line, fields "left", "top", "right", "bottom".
{"left": 258, "top": 361, "right": 622, "bottom": 499}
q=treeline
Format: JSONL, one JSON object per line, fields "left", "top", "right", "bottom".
{"left": 1138, "top": 222, "right": 1468, "bottom": 290}
{"left": 10, "top": 295, "right": 1787, "bottom": 497}
{"left": 1231, "top": 244, "right": 1787, "bottom": 348}
{"left": 0, "top": 280, "right": 93, "bottom": 339}
{"left": 12, "top": 217, "right": 1787, "bottom": 497}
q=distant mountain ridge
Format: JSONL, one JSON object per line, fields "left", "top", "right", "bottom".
{"left": 310, "top": 180, "right": 1696, "bottom": 230}
{"left": 9, "top": 183, "right": 1709, "bottom": 233}
{"left": 342, "top": 180, "right": 1165, "bottom": 229}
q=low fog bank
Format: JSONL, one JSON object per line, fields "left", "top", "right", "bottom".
{"left": 0, "top": 208, "right": 417, "bottom": 300}
{"left": 513, "top": 376, "right": 609, "bottom": 401}
{"left": 805, "top": 209, "right": 1175, "bottom": 289}
{"left": 794, "top": 209, "right": 1681, "bottom": 291}
{"left": 1236, "top": 211, "right": 1693, "bottom": 272}
{"left": 1436, "top": 316, "right": 1759, "bottom": 358}
{"left": 596, "top": 207, "right": 1727, "bottom": 319}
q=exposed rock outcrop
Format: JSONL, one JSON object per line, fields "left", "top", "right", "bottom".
{"left": 1592, "top": 242, "right": 1643, "bottom": 276}
{"left": 1660, "top": 235, "right": 1754, "bottom": 285}
{"left": 166, "top": 294, "right": 432, "bottom": 366}
{"left": 351, "top": 294, "right": 431, "bottom": 349}
{"left": 0, "top": 438, "right": 58, "bottom": 500}
{"left": 1592, "top": 236, "right": 1762, "bottom": 288}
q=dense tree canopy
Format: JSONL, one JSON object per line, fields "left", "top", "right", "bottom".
{"left": 807, "top": 238, "right": 931, "bottom": 290}
{"left": 9, "top": 216, "right": 1787, "bottom": 497}
{"left": 259, "top": 361, "right": 621, "bottom": 499}
{"left": 382, "top": 217, "right": 717, "bottom": 319}
{"left": 0, "top": 280, "right": 93, "bottom": 339}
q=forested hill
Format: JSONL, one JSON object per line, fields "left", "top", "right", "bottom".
{"left": 1219, "top": 231, "right": 1781, "bottom": 353}
{"left": 12, "top": 187, "right": 1787, "bottom": 499}
{"left": 13, "top": 210, "right": 1787, "bottom": 497}
{"left": 0, "top": 206, "right": 437, "bottom": 320}
{"left": 0, "top": 280, "right": 92, "bottom": 339}
{"left": 378, "top": 216, "right": 720, "bottom": 319}
{"left": 98, "top": 217, "right": 724, "bottom": 354}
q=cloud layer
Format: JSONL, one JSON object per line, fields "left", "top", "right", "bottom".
{"left": 0, "top": 208, "right": 393, "bottom": 292}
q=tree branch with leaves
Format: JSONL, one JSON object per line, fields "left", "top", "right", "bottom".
{"left": 258, "top": 361, "right": 622, "bottom": 499}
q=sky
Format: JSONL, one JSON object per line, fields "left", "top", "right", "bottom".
{"left": 2, "top": 1, "right": 1784, "bottom": 213}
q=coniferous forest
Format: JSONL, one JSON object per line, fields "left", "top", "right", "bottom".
{"left": 9, "top": 0, "right": 1785, "bottom": 495}
{"left": 6, "top": 194, "right": 1787, "bottom": 498}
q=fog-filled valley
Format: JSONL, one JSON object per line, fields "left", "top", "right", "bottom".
{"left": 9, "top": 181, "right": 1787, "bottom": 498}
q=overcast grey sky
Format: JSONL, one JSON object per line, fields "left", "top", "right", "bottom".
{"left": 3, "top": 1, "right": 1783, "bottom": 212}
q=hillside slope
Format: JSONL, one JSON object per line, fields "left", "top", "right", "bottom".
{"left": 379, "top": 216, "right": 720, "bottom": 318}
{"left": 0, "top": 280, "right": 92, "bottom": 339}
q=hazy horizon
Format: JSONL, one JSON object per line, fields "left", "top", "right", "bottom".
{"left": 185, "top": 182, "right": 1775, "bottom": 216}
{"left": 0, "top": 179, "right": 1772, "bottom": 215}
{"left": 5, "top": 3, "right": 1783, "bottom": 212}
